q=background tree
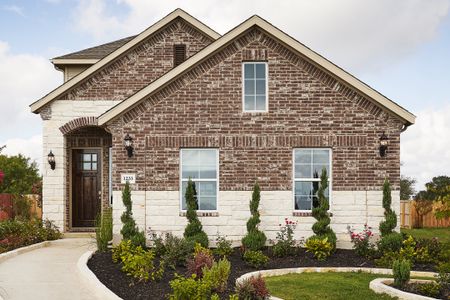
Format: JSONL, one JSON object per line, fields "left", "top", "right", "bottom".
{"left": 310, "top": 168, "right": 336, "bottom": 250}
{"left": 120, "top": 182, "right": 146, "bottom": 247}
{"left": 415, "top": 176, "right": 450, "bottom": 220}
{"left": 184, "top": 178, "right": 208, "bottom": 247}
{"left": 0, "top": 152, "right": 41, "bottom": 194}
{"left": 379, "top": 178, "right": 397, "bottom": 236}
{"left": 400, "top": 176, "right": 416, "bottom": 200}
{"left": 242, "top": 182, "right": 267, "bottom": 251}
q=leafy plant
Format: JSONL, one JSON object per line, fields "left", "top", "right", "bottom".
{"left": 184, "top": 179, "right": 209, "bottom": 247}
{"left": 160, "top": 233, "right": 194, "bottom": 269}
{"left": 392, "top": 259, "right": 410, "bottom": 288}
{"left": 377, "top": 232, "right": 403, "bottom": 254}
{"left": 187, "top": 244, "right": 214, "bottom": 278}
{"left": 243, "top": 250, "right": 269, "bottom": 268}
{"left": 149, "top": 230, "right": 166, "bottom": 256}
{"left": 272, "top": 218, "right": 299, "bottom": 257}
{"left": 417, "top": 282, "right": 440, "bottom": 298}
{"left": 310, "top": 168, "right": 336, "bottom": 251}
{"left": 242, "top": 182, "right": 267, "bottom": 251}
{"left": 235, "top": 275, "right": 270, "bottom": 300}
{"left": 214, "top": 233, "right": 233, "bottom": 257}
{"left": 437, "top": 261, "right": 450, "bottom": 295}
{"left": 305, "top": 236, "right": 332, "bottom": 261}
{"left": 12, "top": 195, "right": 32, "bottom": 220}
{"left": 0, "top": 153, "right": 41, "bottom": 194}
{"left": 202, "top": 258, "right": 231, "bottom": 293}
{"left": 120, "top": 182, "right": 146, "bottom": 247}
{"left": 379, "top": 179, "right": 397, "bottom": 236}
{"left": 347, "top": 224, "right": 376, "bottom": 258}
{"left": 121, "top": 246, "right": 157, "bottom": 281}
{"left": 169, "top": 273, "right": 212, "bottom": 300}
{"left": 95, "top": 208, "right": 112, "bottom": 252}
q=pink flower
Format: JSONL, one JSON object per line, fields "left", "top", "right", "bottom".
{"left": 0, "top": 170, "right": 4, "bottom": 185}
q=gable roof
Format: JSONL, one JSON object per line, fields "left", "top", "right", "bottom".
{"left": 30, "top": 8, "right": 221, "bottom": 113}
{"left": 51, "top": 35, "right": 136, "bottom": 64}
{"left": 97, "top": 15, "right": 416, "bottom": 126}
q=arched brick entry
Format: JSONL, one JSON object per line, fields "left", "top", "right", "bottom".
{"left": 59, "top": 117, "right": 99, "bottom": 135}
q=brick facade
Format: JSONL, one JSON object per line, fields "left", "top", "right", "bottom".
{"left": 107, "top": 28, "right": 403, "bottom": 194}
{"left": 61, "top": 18, "right": 214, "bottom": 101}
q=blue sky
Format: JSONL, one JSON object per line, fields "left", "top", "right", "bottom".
{"left": 0, "top": 0, "right": 449, "bottom": 192}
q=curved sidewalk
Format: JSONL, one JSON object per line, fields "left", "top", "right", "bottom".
{"left": 0, "top": 238, "right": 98, "bottom": 300}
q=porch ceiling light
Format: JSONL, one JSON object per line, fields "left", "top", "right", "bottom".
{"left": 47, "top": 150, "right": 56, "bottom": 170}
{"left": 379, "top": 132, "right": 388, "bottom": 157}
{"left": 124, "top": 134, "right": 134, "bottom": 158}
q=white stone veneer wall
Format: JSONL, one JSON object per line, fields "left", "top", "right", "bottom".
{"left": 42, "top": 100, "right": 121, "bottom": 230}
{"left": 112, "top": 190, "right": 400, "bottom": 249}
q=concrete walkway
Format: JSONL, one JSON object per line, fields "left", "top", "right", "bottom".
{"left": 0, "top": 238, "right": 98, "bottom": 300}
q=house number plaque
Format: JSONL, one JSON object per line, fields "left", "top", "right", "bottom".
{"left": 121, "top": 173, "right": 136, "bottom": 184}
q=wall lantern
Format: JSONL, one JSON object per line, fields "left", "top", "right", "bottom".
{"left": 47, "top": 150, "right": 56, "bottom": 170}
{"left": 379, "top": 132, "right": 388, "bottom": 157}
{"left": 124, "top": 134, "right": 134, "bottom": 158}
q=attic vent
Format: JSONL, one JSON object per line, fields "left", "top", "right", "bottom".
{"left": 173, "top": 44, "right": 186, "bottom": 67}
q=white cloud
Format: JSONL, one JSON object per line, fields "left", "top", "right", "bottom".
{"left": 73, "top": 0, "right": 449, "bottom": 73}
{"left": 0, "top": 41, "right": 60, "bottom": 174}
{"left": 2, "top": 5, "right": 25, "bottom": 17}
{"left": 401, "top": 104, "right": 450, "bottom": 191}
{"left": 1, "top": 135, "right": 43, "bottom": 172}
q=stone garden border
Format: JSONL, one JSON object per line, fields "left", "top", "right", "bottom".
{"left": 77, "top": 250, "right": 122, "bottom": 300}
{"left": 370, "top": 278, "right": 438, "bottom": 300}
{"left": 235, "top": 267, "right": 438, "bottom": 300}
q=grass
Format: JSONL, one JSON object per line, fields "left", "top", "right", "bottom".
{"left": 265, "top": 272, "right": 395, "bottom": 300}
{"left": 401, "top": 227, "right": 450, "bottom": 243}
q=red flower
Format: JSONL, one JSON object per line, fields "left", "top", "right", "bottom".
{"left": 0, "top": 170, "right": 4, "bottom": 185}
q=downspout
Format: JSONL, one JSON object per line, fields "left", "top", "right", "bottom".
{"left": 401, "top": 123, "right": 411, "bottom": 132}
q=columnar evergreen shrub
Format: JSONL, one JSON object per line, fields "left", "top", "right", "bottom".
{"left": 183, "top": 179, "right": 209, "bottom": 247}
{"left": 392, "top": 259, "right": 411, "bottom": 288}
{"left": 310, "top": 168, "right": 336, "bottom": 250}
{"left": 379, "top": 178, "right": 397, "bottom": 236}
{"left": 242, "top": 182, "right": 267, "bottom": 251}
{"left": 95, "top": 208, "right": 112, "bottom": 252}
{"left": 120, "top": 182, "right": 146, "bottom": 247}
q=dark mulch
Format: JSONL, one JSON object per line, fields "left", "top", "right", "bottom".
{"left": 88, "top": 248, "right": 436, "bottom": 300}
{"left": 396, "top": 282, "right": 449, "bottom": 300}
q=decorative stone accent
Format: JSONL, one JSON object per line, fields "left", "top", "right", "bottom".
{"left": 369, "top": 278, "right": 438, "bottom": 300}
{"left": 179, "top": 211, "right": 219, "bottom": 217}
{"left": 59, "top": 116, "right": 98, "bottom": 135}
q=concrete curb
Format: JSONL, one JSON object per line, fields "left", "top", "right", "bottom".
{"left": 0, "top": 241, "right": 51, "bottom": 263}
{"left": 235, "top": 267, "right": 437, "bottom": 300}
{"left": 370, "top": 278, "right": 438, "bottom": 300}
{"left": 76, "top": 250, "right": 122, "bottom": 300}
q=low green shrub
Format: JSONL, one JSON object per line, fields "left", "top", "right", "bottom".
{"left": 243, "top": 250, "right": 269, "bottom": 268}
{"left": 214, "top": 234, "right": 233, "bottom": 257}
{"left": 95, "top": 208, "right": 112, "bottom": 252}
{"left": 121, "top": 247, "right": 158, "bottom": 281}
{"left": 392, "top": 259, "right": 411, "bottom": 288}
{"left": 377, "top": 232, "right": 403, "bottom": 254}
{"left": 169, "top": 274, "right": 212, "bottom": 300}
{"left": 203, "top": 258, "right": 231, "bottom": 293}
{"left": 417, "top": 282, "right": 440, "bottom": 298}
{"left": 149, "top": 231, "right": 166, "bottom": 256}
{"left": 375, "top": 250, "right": 400, "bottom": 268}
{"left": 112, "top": 240, "right": 135, "bottom": 263}
{"left": 160, "top": 233, "right": 194, "bottom": 269}
{"left": 0, "top": 219, "right": 61, "bottom": 253}
{"left": 305, "top": 236, "right": 332, "bottom": 261}
{"left": 235, "top": 275, "right": 270, "bottom": 300}
{"left": 437, "top": 261, "right": 450, "bottom": 292}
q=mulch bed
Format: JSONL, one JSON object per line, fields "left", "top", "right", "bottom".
{"left": 88, "top": 248, "right": 436, "bottom": 300}
{"left": 397, "top": 282, "right": 449, "bottom": 300}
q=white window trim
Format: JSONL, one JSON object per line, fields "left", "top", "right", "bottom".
{"left": 179, "top": 148, "right": 219, "bottom": 212}
{"left": 292, "top": 148, "right": 333, "bottom": 212}
{"left": 242, "top": 61, "right": 269, "bottom": 113}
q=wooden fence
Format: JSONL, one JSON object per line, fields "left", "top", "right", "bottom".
{"left": 0, "top": 194, "right": 42, "bottom": 221}
{"left": 400, "top": 200, "right": 450, "bottom": 228}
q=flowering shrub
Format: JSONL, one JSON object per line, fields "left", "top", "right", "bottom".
{"left": 347, "top": 224, "right": 376, "bottom": 258}
{"left": 235, "top": 275, "right": 270, "bottom": 300}
{"left": 187, "top": 245, "right": 214, "bottom": 278}
{"left": 272, "top": 218, "right": 300, "bottom": 257}
{"left": 0, "top": 169, "right": 4, "bottom": 185}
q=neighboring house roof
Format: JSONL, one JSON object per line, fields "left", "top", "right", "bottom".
{"left": 50, "top": 36, "right": 136, "bottom": 65}
{"left": 97, "top": 15, "right": 416, "bottom": 126}
{"left": 30, "top": 8, "right": 221, "bottom": 113}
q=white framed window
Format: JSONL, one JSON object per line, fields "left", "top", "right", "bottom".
{"left": 242, "top": 62, "right": 268, "bottom": 112}
{"left": 180, "top": 148, "right": 219, "bottom": 211}
{"left": 293, "top": 148, "right": 332, "bottom": 211}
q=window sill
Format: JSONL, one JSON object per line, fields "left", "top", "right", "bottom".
{"left": 179, "top": 211, "right": 219, "bottom": 217}
{"left": 292, "top": 211, "right": 313, "bottom": 217}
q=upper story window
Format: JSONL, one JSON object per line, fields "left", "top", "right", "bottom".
{"left": 242, "top": 62, "right": 268, "bottom": 112}
{"left": 293, "top": 149, "right": 331, "bottom": 211}
{"left": 173, "top": 44, "right": 186, "bottom": 67}
{"left": 180, "top": 149, "right": 218, "bottom": 211}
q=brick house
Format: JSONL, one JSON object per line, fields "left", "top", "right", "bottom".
{"left": 30, "top": 9, "right": 415, "bottom": 247}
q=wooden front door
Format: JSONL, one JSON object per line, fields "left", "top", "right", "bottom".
{"left": 72, "top": 149, "right": 101, "bottom": 227}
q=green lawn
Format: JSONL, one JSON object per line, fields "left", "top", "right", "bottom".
{"left": 265, "top": 272, "right": 395, "bottom": 300}
{"left": 401, "top": 227, "right": 450, "bottom": 243}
